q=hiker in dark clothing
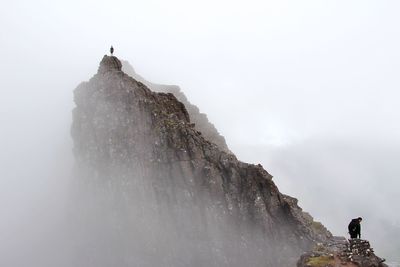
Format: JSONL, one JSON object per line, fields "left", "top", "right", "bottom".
{"left": 348, "top": 217, "right": 362, "bottom": 239}
{"left": 110, "top": 46, "right": 114, "bottom": 56}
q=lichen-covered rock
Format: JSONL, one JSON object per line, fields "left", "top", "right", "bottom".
{"left": 71, "top": 55, "right": 331, "bottom": 267}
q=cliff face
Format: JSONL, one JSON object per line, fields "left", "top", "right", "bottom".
{"left": 70, "top": 55, "right": 330, "bottom": 267}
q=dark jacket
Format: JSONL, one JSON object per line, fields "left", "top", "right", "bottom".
{"left": 348, "top": 218, "right": 361, "bottom": 238}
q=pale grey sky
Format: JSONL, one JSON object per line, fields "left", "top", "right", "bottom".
{"left": 1, "top": 0, "right": 400, "bottom": 145}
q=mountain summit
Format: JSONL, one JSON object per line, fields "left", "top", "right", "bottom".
{"left": 71, "top": 55, "right": 330, "bottom": 267}
{"left": 97, "top": 55, "right": 122, "bottom": 73}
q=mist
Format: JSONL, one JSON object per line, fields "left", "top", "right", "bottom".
{"left": 1, "top": 0, "right": 400, "bottom": 265}
{"left": 232, "top": 138, "right": 400, "bottom": 261}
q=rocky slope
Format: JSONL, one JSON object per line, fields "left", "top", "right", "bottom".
{"left": 297, "top": 237, "right": 388, "bottom": 267}
{"left": 71, "top": 55, "right": 331, "bottom": 267}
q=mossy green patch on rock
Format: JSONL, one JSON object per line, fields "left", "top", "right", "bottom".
{"left": 306, "top": 255, "right": 334, "bottom": 267}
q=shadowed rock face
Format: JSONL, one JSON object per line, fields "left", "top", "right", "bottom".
{"left": 70, "top": 55, "right": 331, "bottom": 267}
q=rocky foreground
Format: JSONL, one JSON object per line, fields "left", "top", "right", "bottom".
{"left": 298, "top": 237, "right": 388, "bottom": 267}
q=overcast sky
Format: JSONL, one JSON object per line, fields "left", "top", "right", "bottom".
{"left": 1, "top": 0, "right": 400, "bottom": 262}
{"left": 2, "top": 0, "right": 400, "bottom": 146}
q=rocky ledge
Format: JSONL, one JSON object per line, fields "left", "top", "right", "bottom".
{"left": 297, "top": 236, "right": 388, "bottom": 267}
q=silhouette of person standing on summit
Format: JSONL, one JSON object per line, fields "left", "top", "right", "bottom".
{"left": 348, "top": 217, "right": 362, "bottom": 239}
{"left": 110, "top": 46, "right": 114, "bottom": 56}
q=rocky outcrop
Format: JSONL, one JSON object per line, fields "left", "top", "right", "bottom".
{"left": 71, "top": 55, "right": 331, "bottom": 267}
{"left": 121, "top": 59, "right": 232, "bottom": 153}
{"left": 297, "top": 237, "right": 388, "bottom": 267}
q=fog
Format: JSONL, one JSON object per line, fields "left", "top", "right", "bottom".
{"left": 1, "top": 0, "right": 400, "bottom": 265}
{"left": 233, "top": 138, "right": 400, "bottom": 261}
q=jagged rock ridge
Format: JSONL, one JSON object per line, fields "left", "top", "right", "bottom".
{"left": 71, "top": 55, "right": 331, "bottom": 267}
{"left": 120, "top": 59, "right": 232, "bottom": 154}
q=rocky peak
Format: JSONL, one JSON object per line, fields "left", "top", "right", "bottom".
{"left": 97, "top": 55, "right": 122, "bottom": 74}
{"left": 71, "top": 55, "right": 332, "bottom": 267}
